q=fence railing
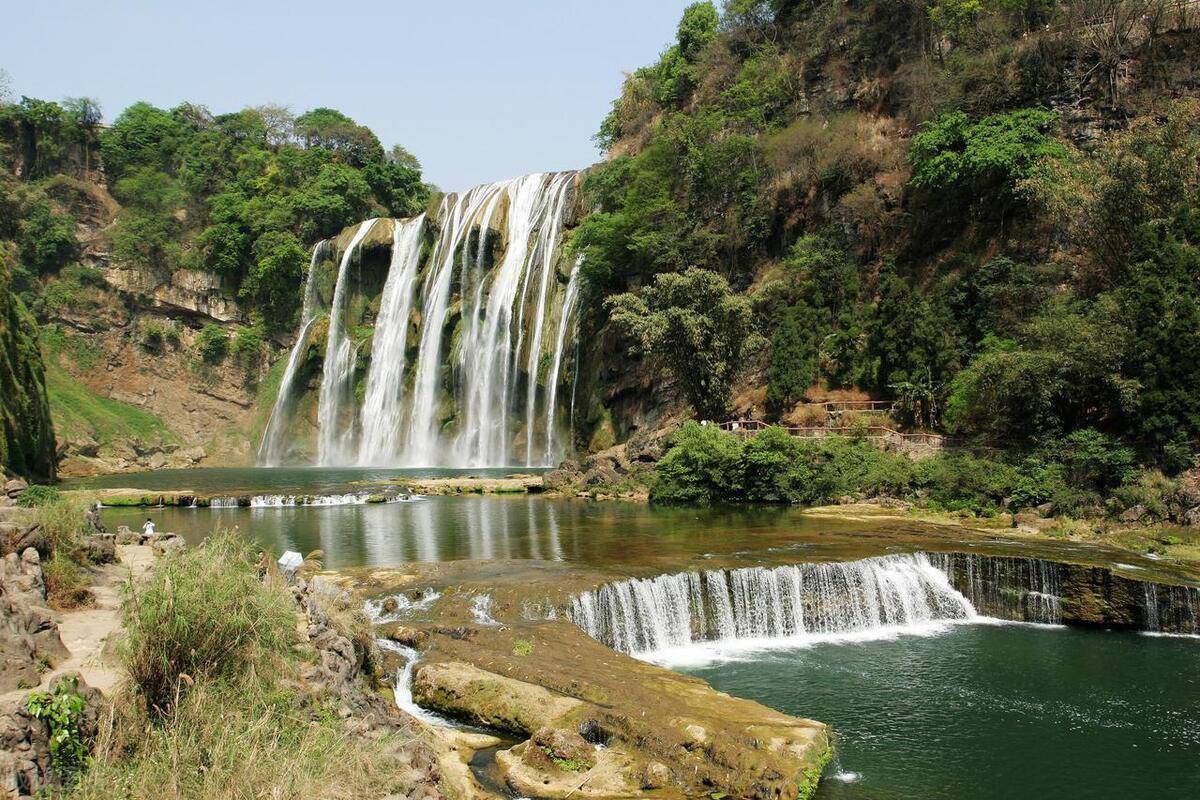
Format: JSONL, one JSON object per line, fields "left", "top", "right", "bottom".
{"left": 713, "top": 420, "right": 945, "bottom": 445}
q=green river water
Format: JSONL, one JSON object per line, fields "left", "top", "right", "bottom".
{"left": 81, "top": 469, "right": 1199, "bottom": 799}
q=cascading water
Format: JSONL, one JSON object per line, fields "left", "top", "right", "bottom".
{"left": 257, "top": 241, "right": 327, "bottom": 466}
{"left": 932, "top": 553, "right": 1064, "bottom": 624}
{"left": 568, "top": 554, "right": 977, "bottom": 657}
{"left": 317, "top": 219, "right": 379, "bottom": 465}
{"left": 357, "top": 215, "right": 426, "bottom": 465}
{"left": 258, "top": 171, "right": 583, "bottom": 468}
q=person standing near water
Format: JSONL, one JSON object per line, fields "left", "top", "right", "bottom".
{"left": 142, "top": 517, "right": 155, "bottom": 537}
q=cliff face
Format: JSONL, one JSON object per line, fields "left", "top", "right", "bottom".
{"left": 0, "top": 246, "right": 55, "bottom": 481}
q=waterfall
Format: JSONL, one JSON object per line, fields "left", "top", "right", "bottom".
{"left": 932, "top": 553, "right": 1064, "bottom": 624}
{"left": 258, "top": 241, "right": 327, "bottom": 466}
{"left": 258, "top": 171, "right": 583, "bottom": 468}
{"left": 568, "top": 554, "right": 976, "bottom": 657}
{"left": 543, "top": 255, "right": 583, "bottom": 464}
{"left": 357, "top": 215, "right": 426, "bottom": 465}
{"left": 1142, "top": 583, "right": 1200, "bottom": 635}
{"left": 405, "top": 183, "right": 509, "bottom": 464}
{"left": 316, "top": 219, "right": 379, "bottom": 466}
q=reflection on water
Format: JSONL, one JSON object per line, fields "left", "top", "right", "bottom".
{"left": 101, "top": 496, "right": 917, "bottom": 570}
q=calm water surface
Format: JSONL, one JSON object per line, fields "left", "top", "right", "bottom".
{"left": 686, "top": 624, "right": 1200, "bottom": 800}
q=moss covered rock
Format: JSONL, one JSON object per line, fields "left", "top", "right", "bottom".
{"left": 0, "top": 246, "right": 55, "bottom": 480}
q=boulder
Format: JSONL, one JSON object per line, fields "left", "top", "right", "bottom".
{"left": 0, "top": 549, "right": 68, "bottom": 692}
{"left": 378, "top": 623, "right": 429, "bottom": 649}
{"left": 1118, "top": 504, "right": 1148, "bottom": 523}
{"left": 641, "top": 760, "right": 671, "bottom": 790}
{"left": 530, "top": 726, "right": 595, "bottom": 770}
{"left": 115, "top": 525, "right": 139, "bottom": 545}
{"left": 3, "top": 479, "right": 28, "bottom": 500}
{"left": 79, "top": 533, "right": 117, "bottom": 565}
{"left": 149, "top": 534, "right": 186, "bottom": 556}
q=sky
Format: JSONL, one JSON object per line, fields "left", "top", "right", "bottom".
{"left": 1, "top": 0, "right": 695, "bottom": 190}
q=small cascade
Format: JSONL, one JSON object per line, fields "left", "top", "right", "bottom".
{"left": 208, "top": 497, "right": 240, "bottom": 508}
{"left": 375, "top": 639, "right": 448, "bottom": 725}
{"left": 258, "top": 241, "right": 327, "bottom": 466}
{"left": 317, "top": 219, "right": 379, "bottom": 466}
{"left": 470, "top": 594, "right": 500, "bottom": 627}
{"left": 568, "top": 554, "right": 976, "bottom": 656}
{"left": 244, "top": 493, "right": 411, "bottom": 508}
{"left": 357, "top": 215, "right": 427, "bottom": 465}
{"left": 933, "top": 553, "right": 1064, "bottom": 624}
{"left": 1142, "top": 583, "right": 1200, "bottom": 635}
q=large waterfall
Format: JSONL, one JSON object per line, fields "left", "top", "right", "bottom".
{"left": 568, "top": 554, "right": 977, "bottom": 657}
{"left": 258, "top": 171, "right": 584, "bottom": 468}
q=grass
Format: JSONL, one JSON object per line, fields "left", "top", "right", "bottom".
{"left": 119, "top": 533, "right": 296, "bottom": 715}
{"left": 512, "top": 639, "right": 534, "bottom": 657}
{"left": 43, "top": 357, "right": 175, "bottom": 450}
{"left": 42, "top": 551, "right": 94, "bottom": 610}
{"left": 32, "top": 498, "right": 97, "bottom": 609}
{"left": 70, "top": 530, "right": 420, "bottom": 799}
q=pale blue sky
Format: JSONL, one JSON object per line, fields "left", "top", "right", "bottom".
{"left": 2, "top": 0, "right": 694, "bottom": 190}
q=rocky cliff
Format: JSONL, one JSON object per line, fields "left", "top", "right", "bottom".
{"left": 0, "top": 247, "right": 54, "bottom": 481}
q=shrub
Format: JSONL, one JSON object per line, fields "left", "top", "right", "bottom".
{"left": 120, "top": 532, "right": 296, "bottom": 714}
{"left": 651, "top": 422, "right": 744, "bottom": 504}
{"left": 739, "top": 426, "right": 812, "bottom": 503}
{"left": 192, "top": 324, "right": 228, "bottom": 365}
{"left": 1051, "top": 428, "right": 1135, "bottom": 493}
{"left": 136, "top": 318, "right": 168, "bottom": 352}
{"left": 231, "top": 327, "right": 263, "bottom": 372}
{"left": 26, "top": 675, "right": 90, "bottom": 785}
{"left": 34, "top": 497, "right": 88, "bottom": 553}
{"left": 1110, "top": 470, "right": 1179, "bottom": 521}
{"left": 16, "top": 483, "right": 61, "bottom": 507}
{"left": 914, "top": 453, "right": 1018, "bottom": 515}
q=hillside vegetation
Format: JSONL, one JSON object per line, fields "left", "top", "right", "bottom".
{"left": 575, "top": 0, "right": 1200, "bottom": 495}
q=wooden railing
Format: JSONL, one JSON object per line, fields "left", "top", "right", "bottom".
{"left": 713, "top": 420, "right": 945, "bottom": 445}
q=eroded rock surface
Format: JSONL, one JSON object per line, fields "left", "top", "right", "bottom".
{"left": 0, "top": 550, "right": 68, "bottom": 693}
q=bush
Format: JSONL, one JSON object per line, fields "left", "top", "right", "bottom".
{"left": 1110, "top": 470, "right": 1179, "bottom": 521}
{"left": 193, "top": 324, "right": 228, "bottom": 365}
{"left": 34, "top": 497, "right": 88, "bottom": 553}
{"left": 651, "top": 422, "right": 744, "bottom": 504}
{"left": 16, "top": 483, "right": 61, "bottom": 507}
{"left": 231, "top": 327, "right": 263, "bottom": 371}
{"left": 120, "top": 532, "right": 296, "bottom": 715}
{"left": 914, "top": 453, "right": 1018, "bottom": 515}
{"left": 739, "top": 426, "right": 812, "bottom": 503}
{"left": 26, "top": 675, "right": 90, "bottom": 785}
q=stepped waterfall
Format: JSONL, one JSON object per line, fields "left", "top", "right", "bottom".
{"left": 568, "top": 554, "right": 977, "bottom": 656}
{"left": 258, "top": 172, "right": 584, "bottom": 467}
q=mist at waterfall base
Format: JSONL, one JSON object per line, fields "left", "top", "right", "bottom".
{"left": 688, "top": 625, "right": 1199, "bottom": 799}
{"left": 260, "top": 172, "right": 584, "bottom": 470}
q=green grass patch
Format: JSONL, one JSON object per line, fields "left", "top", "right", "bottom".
{"left": 44, "top": 358, "right": 175, "bottom": 450}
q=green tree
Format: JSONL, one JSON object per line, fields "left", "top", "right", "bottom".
{"left": 241, "top": 231, "right": 307, "bottom": 333}
{"left": 17, "top": 201, "right": 75, "bottom": 275}
{"left": 765, "top": 302, "right": 819, "bottom": 415}
{"left": 100, "top": 102, "right": 186, "bottom": 179}
{"left": 608, "top": 268, "right": 754, "bottom": 420}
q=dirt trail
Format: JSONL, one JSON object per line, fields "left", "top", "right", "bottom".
{"left": 0, "top": 544, "right": 153, "bottom": 703}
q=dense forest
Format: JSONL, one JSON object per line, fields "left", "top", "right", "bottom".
{"left": 0, "top": 88, "right": 429, "bottom": 334}
{"left": 569, "top": 0, "right": 1200, "bottom": 513}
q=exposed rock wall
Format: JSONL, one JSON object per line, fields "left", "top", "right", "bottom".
{"left": 0, "top": 548, "right": 68, "bottom": 693}
{"left": 0, "top": 673, "right": 103, "bottom": 799}
{"left": 0, "top": 248, "right": 55, "bottom": 482}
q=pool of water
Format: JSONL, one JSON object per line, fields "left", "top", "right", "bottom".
{"left": 102, "top": 495, "right": 958, "bottom": 570}
{"left": 684, "top": 623, "right": 1200, "bottom": 800}
{"left": 63, "top": 466, "right": 546, "bottom": 494}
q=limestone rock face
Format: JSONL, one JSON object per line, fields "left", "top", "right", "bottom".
{"left": 0, "top": 549, "right": 68, "bottom": 692}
